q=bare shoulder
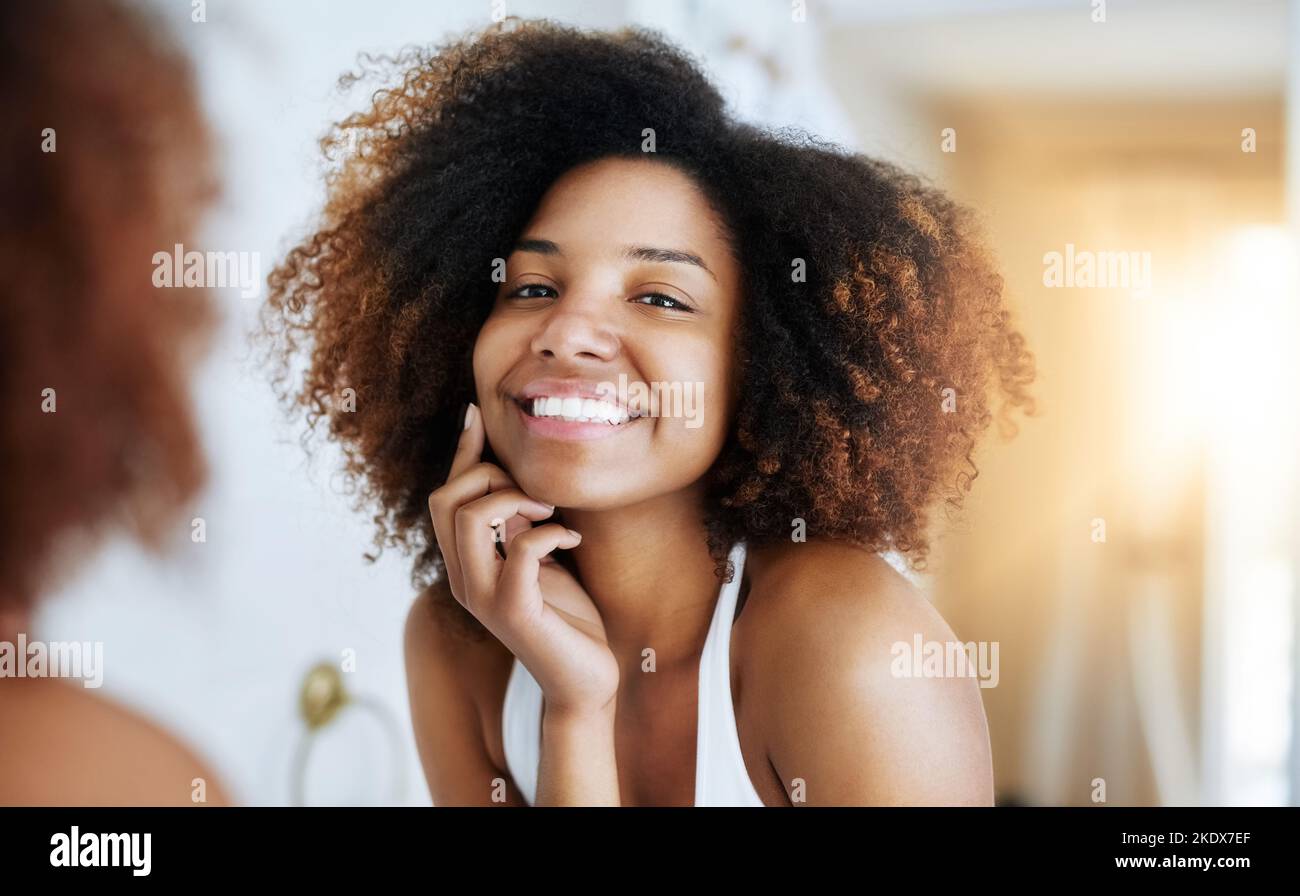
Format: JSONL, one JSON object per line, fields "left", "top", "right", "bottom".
{"left": 743, "top": 539, "right": 942, "bottom": 634}
{"left": 0, "top": 678, "right": 230, "bottom": 806}
{"left": 403, "top": 580, "right": 523, "bottom": 803}
{"left": 402, "top": 579, "right": 514, "bottom": 711}
{"left": 738, "top": 539, "right": 994, "bottom": 806}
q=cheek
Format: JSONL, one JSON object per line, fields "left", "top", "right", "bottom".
{"left": 471, "top": 315, "right": 512, "bottom": 396}
{"left": 650, "top": 345, "right": 733, "bottom": 465}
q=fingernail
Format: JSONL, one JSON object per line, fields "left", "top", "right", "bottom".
{"left": 463, "top": 403, "right": 477, "bottom": 431}
{"left": 566, "top": 529, "right": 582, "bottom": 542}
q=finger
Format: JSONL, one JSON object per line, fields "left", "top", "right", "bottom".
{"left": 428, "top": 400, "right": 484, "bottom": 602}
{"left": 501, "top": 512, "right": 536, "bottom": 551}
{"left": 447, "top": 402, "right": 484, "bottom": 483}
{"left": 454, "top": 489, "right": 556, "bottom": 605}
{"left": 496, "top": 524, "right": 582, "bottom": 617}
{"left": 431, "top": 461, "right": 515, "bottom": 513}
{"left": 428, "top": 460, "right": 514, "bottom": 600}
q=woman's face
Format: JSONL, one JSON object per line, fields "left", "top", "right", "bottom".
{"left": 473, "top": 156, "right": 742, "bottom": 510}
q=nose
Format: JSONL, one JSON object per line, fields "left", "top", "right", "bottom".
{"left": 529, "top": 293, "right": 619, "bottom": 362}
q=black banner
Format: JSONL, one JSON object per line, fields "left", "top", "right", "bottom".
{"left": 0, "top": 807, "right": 1287, "bottom": 881}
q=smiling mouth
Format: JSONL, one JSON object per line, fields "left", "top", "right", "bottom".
{"left": 515, "top": 395, "right": 643, "bottom": 426}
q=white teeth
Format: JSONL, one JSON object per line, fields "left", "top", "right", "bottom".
{"left": 526, "top": 395, "right": 631, "bottom": 425}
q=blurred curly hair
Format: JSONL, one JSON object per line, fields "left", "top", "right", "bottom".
{"left": 0, "top": 0, "right": 216, "bottom": 611}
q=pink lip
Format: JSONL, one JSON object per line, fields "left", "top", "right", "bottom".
{"left": 513, "top": 400, "right": 640, "bottom": 442}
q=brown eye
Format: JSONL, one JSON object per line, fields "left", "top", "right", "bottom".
{"left": 632, "top": 292, "right": 692, "bottom": 312}
{"left": 507, "top": 283, "right": 557, "bottom": 300}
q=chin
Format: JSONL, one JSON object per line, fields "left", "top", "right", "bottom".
{"left": 505, "top": 463, "right": 641, "bottom": 511}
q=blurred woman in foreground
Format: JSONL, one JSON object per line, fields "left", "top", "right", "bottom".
{"left": 0, "top": 0, "right": 229, "bottom": 805}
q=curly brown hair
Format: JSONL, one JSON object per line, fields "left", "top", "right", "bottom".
{"left": 0, "top": 0, "right": 216, "bottom": 611}
{"left": 263, "top": 20, "right": 1035, "bottom": 614}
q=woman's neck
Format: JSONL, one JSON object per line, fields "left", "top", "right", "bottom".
{"left": 560, "top": 488, "right": 724, "bottom": 673}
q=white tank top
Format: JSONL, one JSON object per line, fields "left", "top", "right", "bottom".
{"left": 501, "top": 541, "right": 765, "bottom": 806}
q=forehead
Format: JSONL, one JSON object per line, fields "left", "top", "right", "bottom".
{"left": 521, "top": 156, "right": 733, "bottom": 262}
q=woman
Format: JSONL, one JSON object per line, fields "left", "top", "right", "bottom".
{"left": 265, "top": 20, "right": 1035, "bottom": 805}
{"left": 0, "top": 0, "right": 229, "bottom": 804}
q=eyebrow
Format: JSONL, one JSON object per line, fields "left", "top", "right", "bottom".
{"left": 513, "top": 238, "right": 715, "bottom": 280}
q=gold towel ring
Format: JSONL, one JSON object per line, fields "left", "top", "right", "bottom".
{"left": 291, "top": 662, "right": 406, "bottom": 806}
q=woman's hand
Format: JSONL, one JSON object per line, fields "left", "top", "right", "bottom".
{"left": 427, "top": 403, "right": 620, "bottom": 717}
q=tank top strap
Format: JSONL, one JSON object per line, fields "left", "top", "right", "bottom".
{"left": 694, "top": 540, "right": 764, "bottom": 806}
{"left": 502, "top": 654, "right": 543, "bottom": 805}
